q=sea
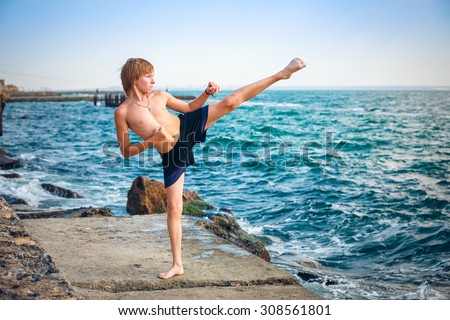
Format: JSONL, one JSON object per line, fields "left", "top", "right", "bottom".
{"left": 1, "top": 90, "right": 449, "bottom": 299}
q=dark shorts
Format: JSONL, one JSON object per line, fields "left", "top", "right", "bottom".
{"left": 160, "top": 105, "right": 209, "bottom": 188}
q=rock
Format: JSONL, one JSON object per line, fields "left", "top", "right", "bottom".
{"left": 0, "top": 148, "right": 12, "bottom": 157}
{"left": 126, "top": 176, "right": 212, "bottom": 215}
{"left": 183, "top": 190, "right": 202, "bottom": 203}
{"left": 0, "top": 193, "right": 29, "bottom": 206}
{"left": 0, "top": 196, "right": 74, "bottom": 299}
{"left": 0, "top": 173, "right": 21, "bottom": 178}
{"left": 0, "top": 147, "right": 20, "bottom": 169}
{"left": 41, "top": 183, "right": 83, "bottom": 198}
{"left": 10, "top": 198, "right": 28, "bottom": 205}
{"left": 127, "top": 177, "right": 167, "bottom": 214}
{"left": 16, "top": 206, "right": 114, "bottom": 219}
{"left": 182, "top": 199, "right": 213, "bottom": 217}
{"left": 196, "top": 209, "right": 271, "bottom": 262}
{"left": 297, "top": 271, "right": 339, "bottom": 286}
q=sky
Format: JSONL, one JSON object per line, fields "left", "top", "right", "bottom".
{"left": 1, "top": 0, "right": 450, "bottom": 90}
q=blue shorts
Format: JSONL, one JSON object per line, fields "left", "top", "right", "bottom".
{"left": 160, "top": 105, "right": 209, "bottom": 188}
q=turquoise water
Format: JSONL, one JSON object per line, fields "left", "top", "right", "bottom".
{"left": 1, "top": 90, "right": 449, "bottom": 299}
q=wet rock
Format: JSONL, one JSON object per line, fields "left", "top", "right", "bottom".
{"left": 0, "top": 172, "right": 21, "bottom": 178}
{"left": 0, "top": 196, "right": 74, "bottom": 299}
{"left": 0, "top": 193, "right": 29, "bottom": 206}
{"left": 41, "top": 183, "right": 83, "bottom": 198}
{"left": 0, "top": 147, "right": 20, "bottom": 169}
{"left": 16, "top": 206, "right": 114, "bottom": 219}
{"left": 182, "top": 199, "right": 213, "bottom": 217}
{"left": 297, "top": 271, "right": 339, "bottom": 286}
{"left": 10, "top": 198, "right": 28, "bottom": 205}
{"left": 196, "top": 209, "right": 271, "bottom": 262}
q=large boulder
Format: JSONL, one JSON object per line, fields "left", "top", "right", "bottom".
{"left": 126, "top": 176, "right": 211, "bottom": 215}
{"left": 127, "top": 177, "right": 167, "bottom": 214}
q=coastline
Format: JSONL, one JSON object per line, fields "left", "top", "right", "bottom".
{"left": 0, "top": 195, "right": 321, "bottom": 300}
{"left": 1, "top": 146, "right": 320, "bottom": 300}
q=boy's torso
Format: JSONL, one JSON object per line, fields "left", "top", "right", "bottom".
{"left": 121, "top": 91, "right": 180, "bottom": 153}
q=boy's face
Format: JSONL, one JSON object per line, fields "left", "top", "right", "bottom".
{"left": 135, "top": 73, "right": 155, "bottom": 94}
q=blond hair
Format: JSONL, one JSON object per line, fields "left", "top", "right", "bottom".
{"left": 120, "top": 58, "right": 154, "bottom": 95}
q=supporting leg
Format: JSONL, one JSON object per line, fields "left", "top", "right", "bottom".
{"left": 205, "top": 58, "right": 306, "bottom": 129}
{"left": 159, "top": 172, "right": 185, "bottom": 279}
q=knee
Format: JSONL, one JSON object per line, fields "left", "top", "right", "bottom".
{"left": 167, "top": 201, "right": 183, "bottom": 216}
{"left": 222, "top": 94, "right": 239, "bottom": 111}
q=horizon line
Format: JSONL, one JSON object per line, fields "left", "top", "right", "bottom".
{"left": 12, "top": 85, "right": 450, "bottom": 92}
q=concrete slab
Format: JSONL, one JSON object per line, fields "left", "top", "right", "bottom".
{"left": 74, "top": 285, "right": 320, "bottom": 300}
{"left": 23, "top": 215, "right": 321, "bottom": 300}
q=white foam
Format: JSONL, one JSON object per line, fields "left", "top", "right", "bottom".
{"left": 18, "top": 153, "right": 37, "bottom": 161}
{"left": 237, "top": 218, "right": 263, "bottom": 235}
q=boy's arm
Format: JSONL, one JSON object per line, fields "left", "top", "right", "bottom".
{"left": 165, "top": 81, "right": 220, "bottom": 113}
{"left": 114, "top": 109, "right": 171, "bottom": 158}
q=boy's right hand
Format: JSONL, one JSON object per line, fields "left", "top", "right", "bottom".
{"left": 151, "top": 126, "right": 175, "bottom": 143}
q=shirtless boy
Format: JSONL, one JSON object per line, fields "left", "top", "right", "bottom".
{"left": 114, "top": 57, "right": 306, "bottom": 279}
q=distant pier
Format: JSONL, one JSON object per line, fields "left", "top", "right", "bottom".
{"left": 7, "top": 91, "right": 196, "bottom": 106}
{"left": 97, "top": 92, "right": 126, "bottom": 107}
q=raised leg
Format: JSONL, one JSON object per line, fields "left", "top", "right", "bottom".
{"left": 159, "top": 172, "right": 185, "bottom": 279}
{"left": 205, "top": 58, "right": 306, "bottom": 129}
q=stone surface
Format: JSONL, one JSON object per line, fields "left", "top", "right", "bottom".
{"left": 75, "top": 285, "right": 319, "bottom": 300}
{"left": 0, "top": 197, "right": 74, "bottom": 300}
{"left": 23, "top": 214, "right": 321, "bottom": 300}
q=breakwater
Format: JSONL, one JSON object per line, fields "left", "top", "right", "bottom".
{"left": 7, "top": 91, "right": 195, "bottom": 103}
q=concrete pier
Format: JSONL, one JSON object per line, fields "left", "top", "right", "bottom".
{"left": 1, "top": 197, "right": 320, "bottom": 300}
{"left": 23, "top": 215, "right": 321, "bottom": 299}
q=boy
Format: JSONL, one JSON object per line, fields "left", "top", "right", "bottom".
{"left": 114, "top": 57, "right": 306, "bottom": 279}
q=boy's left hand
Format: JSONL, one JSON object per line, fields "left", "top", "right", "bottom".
{"left": 205, "top": 81, "right": 220, "bottom": 95}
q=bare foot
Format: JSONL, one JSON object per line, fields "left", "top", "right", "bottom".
{"left": 279, "top": 58, "right": 307, "bottom": 79}
{"left": 158, "top": 264, "right": 184, "bottom": 280}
